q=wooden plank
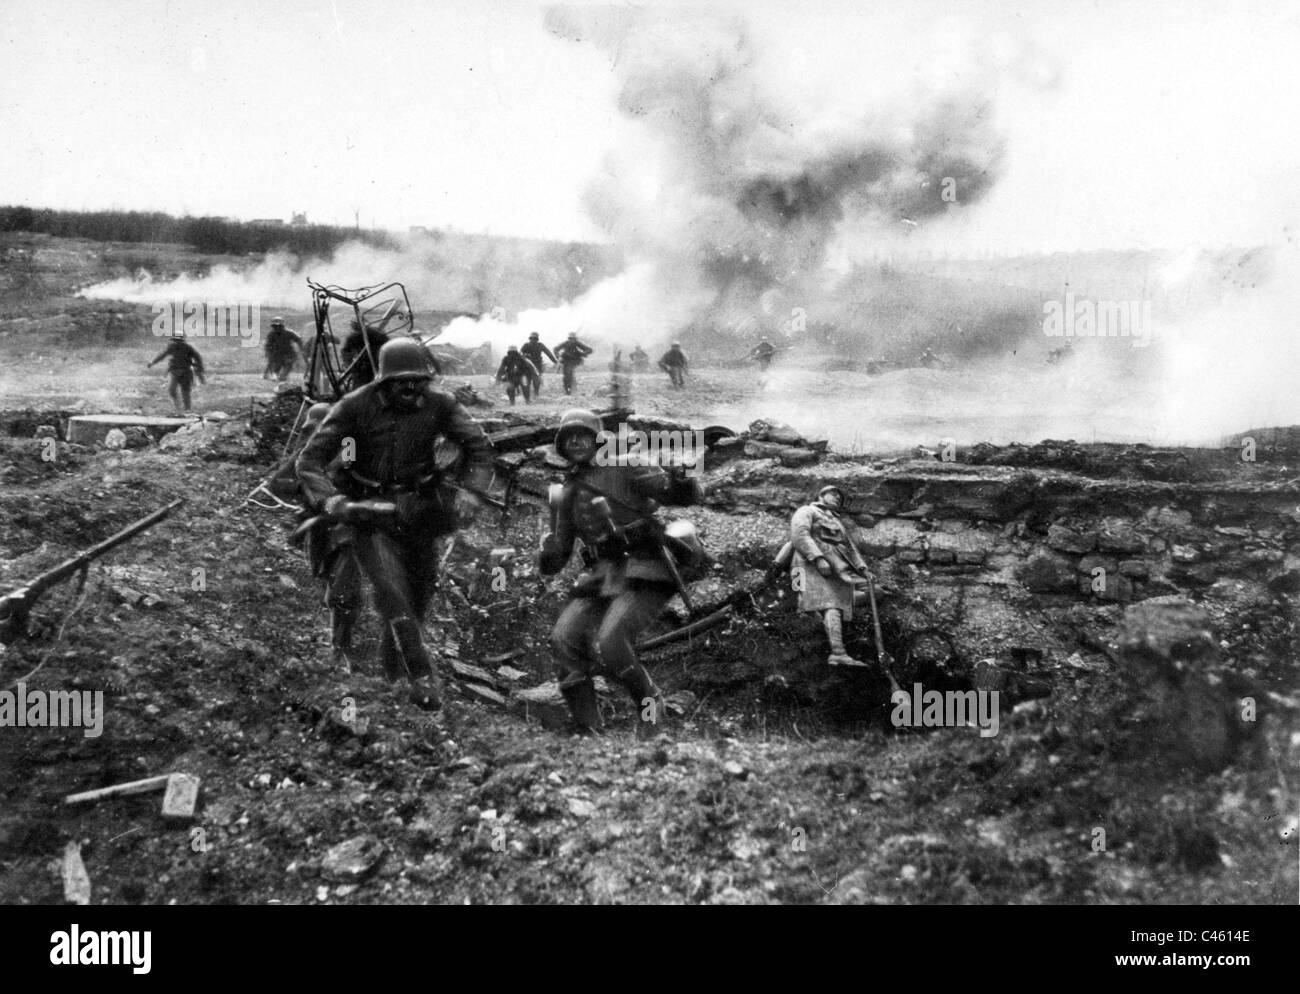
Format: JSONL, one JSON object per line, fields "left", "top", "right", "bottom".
{"left": 65, "top": 775, "right": 170, "bottom": 805}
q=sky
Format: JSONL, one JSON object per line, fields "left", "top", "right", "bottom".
{"left": 2, "top": 0, "right": 1298, "bottom": 250}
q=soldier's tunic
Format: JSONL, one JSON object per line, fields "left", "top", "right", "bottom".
{"left": 542, "top": 455, "right": 700, "bottom": 719}
{"left": 296, "top": 381, "right": 492, "bottom": 679}
{"left": 789, "top": 500, "right": 868, "bottom": 619}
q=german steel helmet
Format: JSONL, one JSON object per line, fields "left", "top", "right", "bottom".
{"left": 376, "top": 338, "right": 434, "bottom": 382}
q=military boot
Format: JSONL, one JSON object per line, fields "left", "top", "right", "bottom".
{"left": 559, "top": 676, "right": 600, "bottom": 734}
{"left": 389, "top": 616, "right": 442, "bottom": 711}
{"left": 824, "top": 610, "right": 868, "bottom": 668}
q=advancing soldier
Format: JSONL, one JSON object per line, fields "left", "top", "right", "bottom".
{"left": 147, "top": 330, "right": 206, "bottom": 414}
{"left": 539, "top": 408, "right": 703, "bottom": 739}
{"left": 553, "top": 332, "right": 593, "bottom": 395}
{"left": 495, "top": 345, "right": 540, "bottom": 405}
{"left": 748, "top": 336, "right": 777, "bottom": 371}
{"left": 263, "top": 317, "right": 304, "bottom": 381}
{"left": 296, "top": 339, "right": 492, "bottom": 709}
{"left": 341, "top": 320, "right": 390, "bottom": 389}
{"left": 520, "top": 332, "right": 556, "bottom": 396}
{"left": 658, "top": 341, "right": 689, "bottom": 389}
{"left": 788, "top": 485, "right": 872, "bottom": 668}
{"left": 288, "top": 403, "right": 365, "bottom": 672}
{"left": 629, "top": 344, "right": 650, "bottom": 373}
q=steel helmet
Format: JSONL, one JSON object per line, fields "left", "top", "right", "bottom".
{"left": 555, "top": 408, "right": 602, "bottom": 452}
{"left": 376, "top": 338, "right": 434, "bottom": 382}
{"left": 567, "top": 332, "right": 578, "bottom": 339}
{"left": 271, "top": 316, "right": 285, "bottom": 328}
{"left": 507, "top": 344, "right": 519, "bottom": 352}
{"left": 818, "top": 484, "right": 846, "bottom": 502}
{"left": 306, "top": 402, "right": 332, "bottom": 424}
{"left": 529, "top": 332, "right": 540, "bottom": 341}
{"left": 672, "top": 341, "right": 682, "bottom": 348}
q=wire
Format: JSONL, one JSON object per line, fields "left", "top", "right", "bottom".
{"left": 2, "top": 581, "right": 92, "bottom": 692}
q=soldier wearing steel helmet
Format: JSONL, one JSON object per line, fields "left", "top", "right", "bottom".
{"left": 553, "top": 332, "right": 593, "bottom": 395}
{"left": 147, "top": 329, "right": 205, "bottom": 414}
{"left": 520, "top": 332, "right": 556, "bottom": 396}
{"left": 539, "top": 408, "right": 703, "bottom": 738}
{"left": 263, "top": 316, "right": 304, "bottom": 381}
{"left": 658, "top": 341, "right": 689, "bottom": 389}
{"left": 788, "top": 484, "right": 874, "bottom": 668}
{"left": 495, "top": 345, "right": 540, "bottom": 405}
{"left": 296, "top": 338, "right": 492, "bottom": 708}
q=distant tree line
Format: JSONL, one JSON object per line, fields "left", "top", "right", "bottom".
{"left": 0, "top": 205, "right": 399, "bottom": 256}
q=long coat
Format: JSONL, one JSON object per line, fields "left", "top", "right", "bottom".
{"left": 789, "top": 501, "right": 868, "bottom": 618}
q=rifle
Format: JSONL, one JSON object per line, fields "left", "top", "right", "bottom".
{"left": 0, "top": 499, "right": 185, "bottom": 641}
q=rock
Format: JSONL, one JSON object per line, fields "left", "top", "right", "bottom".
{"left": 103, "top": 428, "right": 127, "bottom": 450}
{"left": 722, "top": 760, "right": 749, "bottom": 780}
{"left": 567, "top": 798, "right": 596, "bottom": 818}
{"left": 1118, "top": 598, "right": 1247, "bottom": 772}
{"left": 495, "top": 665, "right": 528, "bottom": 682}
{"left": 1018, "top": 551, "right": 1076, "bottom": 593}
{"left": 62, "top": 842, "right": 91, "bottom": 905}
{"left": 512, "top": 682, "right": 572, "bottom": 731}
{"left": 1047, "top": 524, "right": 1096, "bottom": 553}
{"left": 321, "top": 834, "right": 385, "bottom": 882}
{"left": 34, "top": 425, "right": 57, "bottom": 439}
{"left": 1098, "top": 518, "right": 1144, "bottom": 553}
{"left": 748, "top": 418, "right": 805, "bottom": 446}
{"left": 1118, "top": 559, "right": 1150, "bottom": 578}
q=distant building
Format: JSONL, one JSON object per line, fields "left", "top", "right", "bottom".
{"left": 290, "top": 212, "right": 308, "bottom": 227}
{"left": 251, "top": 218, "right": 284, "bottom": 226}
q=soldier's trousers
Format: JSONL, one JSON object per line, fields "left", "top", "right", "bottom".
{"left": 323, "top": 547, "right": 362, "bottom": 649}
{"left": 561, "top": 364, "right": 578, "bottom": 394}
{"left": 550, "top": 582, "right": 673, "bottom": 722}
{"left": 505, "top": 376, "right": 532, "bottom": 404}
{"left": 351, "top": 526, "right": 441, "bottom": 681}
{"left": 167, "top": 372, "right": 193, "bottom": 412}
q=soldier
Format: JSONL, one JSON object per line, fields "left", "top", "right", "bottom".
{"left": 495, "top": 345, "right": 540, "bottom": 405}
{"left": 286, "top": 403, "right": 366, "bottom": 672}
{"left": 629, "top": 344, "right": 649, "bottom": 373}
{"left": 296, "top": 339, "right": 493, "bottom": 709}
{"left": 788, "top": 485, "right": 872, "bottom": 668}
{"left": 553, "top": 332, "right": 593, "bottom": 395}
{"left": 263, "top": 317, "right": 304, "bottom": 381}
{"left": 658, "top": 341, "right": 689, "bottom": 389}
{"left": 520, "top": 332, "right": 556, "bottom": 396}
{"left": 539, "top": 408, "right": 703, "bottom": 738}
{"left": 147, "top": 330, "right": 205, "bottom": 414}
{"left": 747, "top": 336, "right": 777, "bottom": 371}
{"left": 341, "top": 320, "right": 390, "bottom": 389}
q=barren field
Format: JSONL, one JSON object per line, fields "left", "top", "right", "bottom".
{"left": 0, "top": 236, "right": 1296, "bottom": 905}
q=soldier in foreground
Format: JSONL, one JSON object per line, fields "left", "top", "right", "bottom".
{"left": 787, "top": 484, "right": 872, "bottom": 668}
{"left": 263, "top": 317, "right": 304, "bottom": 381}
{"left": 539, "top": 409, "right": 703, "bottom": 738}
{"left": 296, "top": 339, "right": 492, "bottom": 708}
{"left": 494, "top": 345, "right": 540, "bottom": 405}
{"left": 147, "top": 330, "right": 206, "bottom": 414}
{"left": 553, "top": 332, "right": 593, "bottom": 395}
{"left": 520, "top": 332, "right": 556, "bottom": 396}
{"left": 658, "top": 341, "right": 689, "bottom": 388}
{"left": 291, "top": 403, "right": 365, "bottom": 673}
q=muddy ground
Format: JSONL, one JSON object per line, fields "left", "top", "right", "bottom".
{"left": 0, "top": 235, "right": 1296, "bottom": 904}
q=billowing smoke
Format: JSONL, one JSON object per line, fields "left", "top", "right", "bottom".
{"left": 520, "top": 5, "right": 1005, "bottom": 344}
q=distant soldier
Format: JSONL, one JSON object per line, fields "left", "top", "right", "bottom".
{"left": 539, "top": 409, "right": 703, "bottom": 738}
{"left": 629, "top": 344, "right": 650, "bottom": 373}
{"left": 296, "top": 339, "right": 493, "bottom": 709}
{"left": 147, "top": 330, "right": 205, "bottom": 414}
{"left": 553, "top": 332, "right": 593, "bottom": 395}
{"left": 747, "top": 336, "right": 777, "bottom": 371}
{"left": 340, "top": 320, "right": 390, "bottom": 390}
{"left": 495, "top": 345, "right": 540, "bottom": 405}
{"left": 787, "top": 485, "right": 872, "bottom": 668}
{"left": 520, "top": 332, "right": 557, "bottom": 395}
{"left": 263, "top": 317, "right": 304, "bottom": 381}
{"left": 658, "top": 341, "right": 689, "bottom": 389}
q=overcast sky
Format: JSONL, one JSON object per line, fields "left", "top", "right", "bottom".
{"left": 2, "top": 0, "right": 1297, "bottom": 251}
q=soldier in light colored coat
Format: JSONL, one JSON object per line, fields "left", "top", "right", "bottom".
{"left": 789, "top": 484, "right": 871, "bottom": 667}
